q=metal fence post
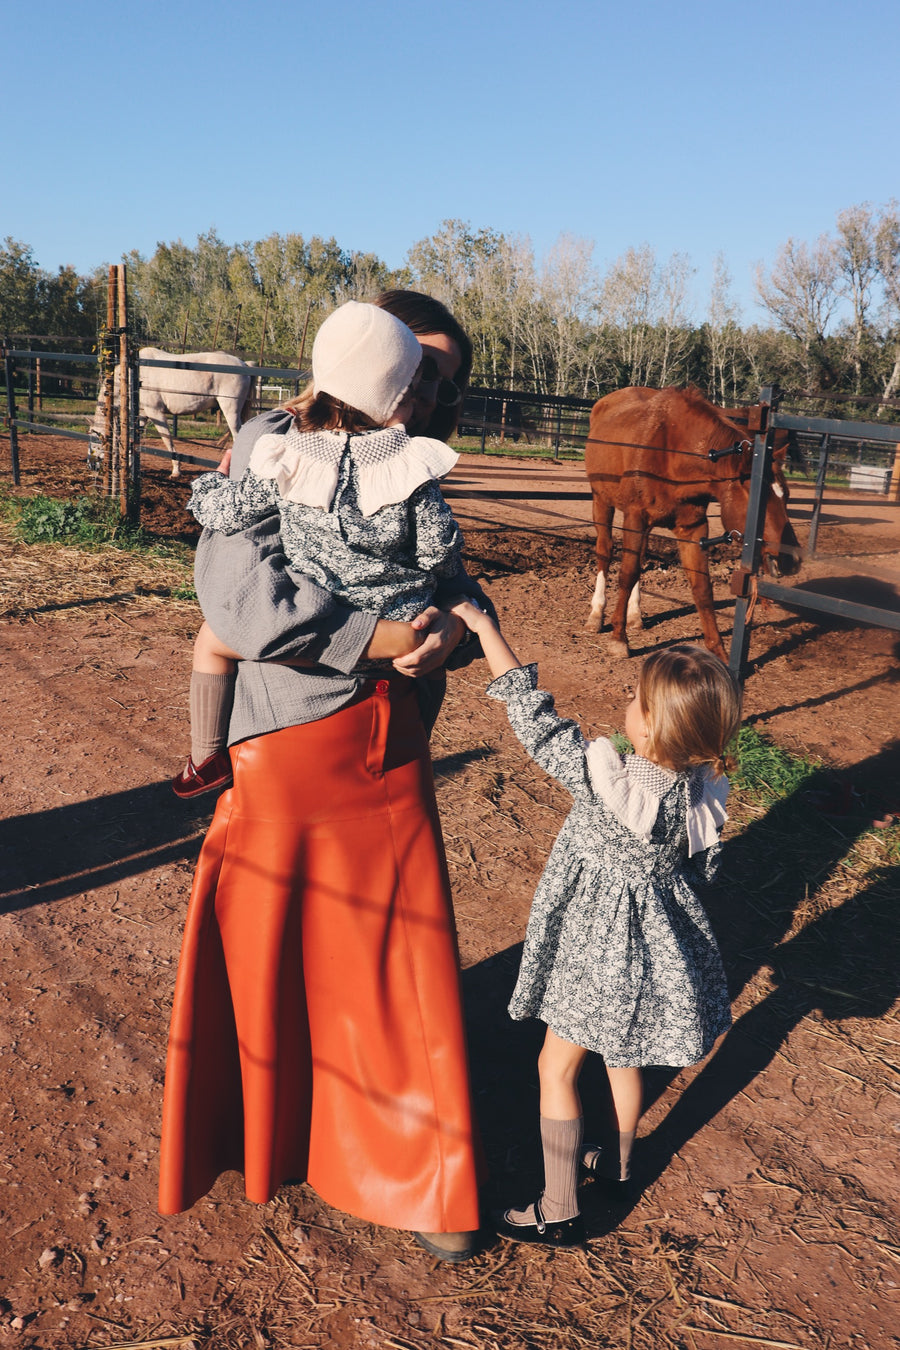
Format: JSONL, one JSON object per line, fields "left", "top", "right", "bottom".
{"left": 729, "top": 386, "right": 776, "bottom": 681}
{"left": 806, "top": 433, "right": 831, "bottom": 559}
{"left": 4, "top": 350, "right": 20, "bottom": 485}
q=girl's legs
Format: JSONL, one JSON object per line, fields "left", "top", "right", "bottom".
{"left": 174, "top": 622, "right": 241, "bottom": 795}
{"left": 507, "top": 1026, "right": 588, "bottom": 1225}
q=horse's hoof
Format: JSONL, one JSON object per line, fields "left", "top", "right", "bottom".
{"left": 607, "top": 639, "right": 631, "bottom": 660}
{"left": 584, "top": 615, "right": 603, "bottom": 634}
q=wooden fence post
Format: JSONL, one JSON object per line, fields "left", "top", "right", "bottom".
{"left": 889, "top": 442, "right": 900, "bottom": 502}
{"left": 102, "top": 265, "right": 117, "bottom": 498}
{"left": 116, "top": 264, "right": 130, "bottom": 518}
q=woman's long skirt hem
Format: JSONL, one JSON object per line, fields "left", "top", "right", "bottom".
{"left": 158, "top": 677, "right": 483, "bottom": 1233}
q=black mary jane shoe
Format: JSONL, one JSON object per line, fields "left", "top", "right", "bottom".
{"left": 493, "top": 1200, "right": 585, "bottom": 1249}
{"left": 581, "top": 1146, "right": 634, "bottom": 1201}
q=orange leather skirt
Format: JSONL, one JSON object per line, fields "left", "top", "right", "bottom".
{"left": 158, "top": 675, "right": 483, "bottom": 1231}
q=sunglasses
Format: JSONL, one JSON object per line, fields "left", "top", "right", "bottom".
{"left": 418, "top": 355, "right": 462, "bottom": 408}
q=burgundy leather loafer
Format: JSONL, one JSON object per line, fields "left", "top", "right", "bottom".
{"left": 172, "top": 750, "right": 233, "bottom": 799}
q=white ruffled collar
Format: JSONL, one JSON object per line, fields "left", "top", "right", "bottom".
{"left": 584, "top": 739, "right": 729, "bottom": 855}
{"left": 247, "top": 425, "right": 458, "bottom": 517}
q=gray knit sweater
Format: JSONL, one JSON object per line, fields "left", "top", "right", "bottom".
{"left": 194, "top": 409, "right": 488, "bottom": 744}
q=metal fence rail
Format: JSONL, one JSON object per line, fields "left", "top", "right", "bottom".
{"left": 729, "top": 389, "right": 900, "bottom": 680}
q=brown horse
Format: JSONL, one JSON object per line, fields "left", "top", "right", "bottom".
{"left": 584, "top": 385, "right": 801, "bottom": 661}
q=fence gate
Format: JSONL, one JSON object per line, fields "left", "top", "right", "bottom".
{"left": 729, "top": 385, "right": 900, "bottom": 680}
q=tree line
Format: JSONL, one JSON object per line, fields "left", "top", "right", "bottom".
{"left": 2, "top": 203, "right": 899, "bottom": 412}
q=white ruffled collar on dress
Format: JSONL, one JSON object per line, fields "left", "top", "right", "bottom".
{"left": 247, "top": 425, "right": 459, "bottom": 517}
{"left": 584, "top": 739, "right": 729, "bottom": 855}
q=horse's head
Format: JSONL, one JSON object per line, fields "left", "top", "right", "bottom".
{"left": 715, "top": 428, "right": 802, "bottom": 579}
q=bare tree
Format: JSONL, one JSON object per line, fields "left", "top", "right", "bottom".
{"left": 707, "top": 253, "right": 742, "bottom": 403}
{"left": 754, "top": 235, "right": 841, "bottom": 390}
{"left": 599, "top": 244, "right": 657, "bottom": 386}
{"left": 875, "top": 202, "right": 900, "bottom": 402}
{"left": 835, "top": 205, "right": 880, "bottom": 394}
{"left": 538, "top": 233, "right": 599, "bottom": 396}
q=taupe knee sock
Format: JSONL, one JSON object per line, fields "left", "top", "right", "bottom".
{"left": 507, "top": 1115, "right": 583, "bottom": 1225}
{"left": 582, "top": 1130, "right": 635, "bottom": 1182}
{"left": 618, "top": 1130, "right": 636, "bottom": 1182}
{"left": 189, "top": 671, "right": 234, "bottom": 765}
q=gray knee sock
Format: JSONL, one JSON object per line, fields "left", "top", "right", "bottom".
{"left": 189, "top": 671, "right": 234, "bottom": 765}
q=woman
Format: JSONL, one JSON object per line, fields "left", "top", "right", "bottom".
{"left": 158, "top": 292, "right": 489, "bottom": 1264}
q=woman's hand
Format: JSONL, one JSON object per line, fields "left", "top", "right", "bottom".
{"left": 365, "top": 619, "right": 425, "bottom": 661}
{"left": 218, "top": 447, "right": 232, "bottom": 477}
{"left": 391, "top": 607, "right": 465, "bottom": 677}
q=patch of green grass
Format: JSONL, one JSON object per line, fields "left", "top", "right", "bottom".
{"left": 5, "top": 490, "right": 194, "bottom": 569}
{"left": 15, "top": 493, "right": 145, "bottom": 547}
{"left": 612, "top": 723, "right": 821, "bottom": 808}
{"left": 729, "top": 724, "right": 821, "bottom": 803}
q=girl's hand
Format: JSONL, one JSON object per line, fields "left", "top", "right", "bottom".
{"left": 218, "top": 448, "right": 233, "bottom": 477}
{"left": 449, "top": 599, "right": 521, "bottom": 681}
{"left": 449, "top": 597, "right": 492, "bottom": 635}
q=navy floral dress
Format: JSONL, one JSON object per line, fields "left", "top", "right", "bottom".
{"left": 488, "top": 665, "right": 732, "bottom": 1068}
{"left": 188, "top": 425, "right": 462, "bottom": 621}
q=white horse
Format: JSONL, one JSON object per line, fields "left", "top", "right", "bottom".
{"left": 91, "top": 349, "right": 253, "bottom": 477}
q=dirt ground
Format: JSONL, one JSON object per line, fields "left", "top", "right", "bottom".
{"left": 1, "top": 434, "right": 899, "bottom": 1350}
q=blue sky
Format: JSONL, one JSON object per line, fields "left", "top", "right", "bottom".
{"left": 3, "top": 0, "right": 897, "bottom": 322}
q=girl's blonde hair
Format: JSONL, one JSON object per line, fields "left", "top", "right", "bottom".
{"left": 638, "top": 644, "right": 742, "bottom": 777}
{"left": 283, "top": 385, "right": 382, "bottom": 434}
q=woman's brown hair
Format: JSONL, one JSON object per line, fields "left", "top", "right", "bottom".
{"left": 638, "top": 644, "right": 742, "bottom": 777}
{"left": 375, "top": 290, "right": 473, "bottom": 442}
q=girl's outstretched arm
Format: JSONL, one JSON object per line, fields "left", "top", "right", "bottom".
{"left": 450, "top": 599, "right": 521, "bottom": 679}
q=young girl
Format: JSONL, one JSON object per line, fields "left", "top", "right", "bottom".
{"left": 451, "top": 600, "right": 742, "bottom": 1248}
{"left": 172, "top": 300, "right": 463, "bottom": 797}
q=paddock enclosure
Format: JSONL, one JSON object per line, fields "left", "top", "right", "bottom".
{"left": 2, "top": 355, "right": 900, "bottom": 1347}
{"left": 1, "top": 413, "right": 899, "bottom": 1349}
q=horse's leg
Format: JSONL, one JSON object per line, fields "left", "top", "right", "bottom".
{"left": 625, "top": 529, "right": 648, "bottom": 630}
{"left": 608, "top": 508, "right": 645, "bottom": 659}
{"left": 674, "top": 525, "right": 728, "bottom": 663}
{"left": 585, "top": 499, "right": 614, "bottom": 633}
{"left": 150, "top": 417, "right": 180, "bottom": 478}
{"left": 219, "top": 394, "right": 243, "bottom": 442}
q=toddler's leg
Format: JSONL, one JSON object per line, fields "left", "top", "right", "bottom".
{"left": 189, "top": 622, "right": 239, "bottom": 765}
{"left": 172, "top": 623, "right": 240, "bottom": 798}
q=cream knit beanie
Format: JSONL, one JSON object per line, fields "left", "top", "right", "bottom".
{"left": 312, "top": 301, "right": 422, "bottom": 424}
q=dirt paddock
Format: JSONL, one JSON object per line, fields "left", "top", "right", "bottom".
{"left": 1, "top": 433, "right": 899, "bottom": 1350}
